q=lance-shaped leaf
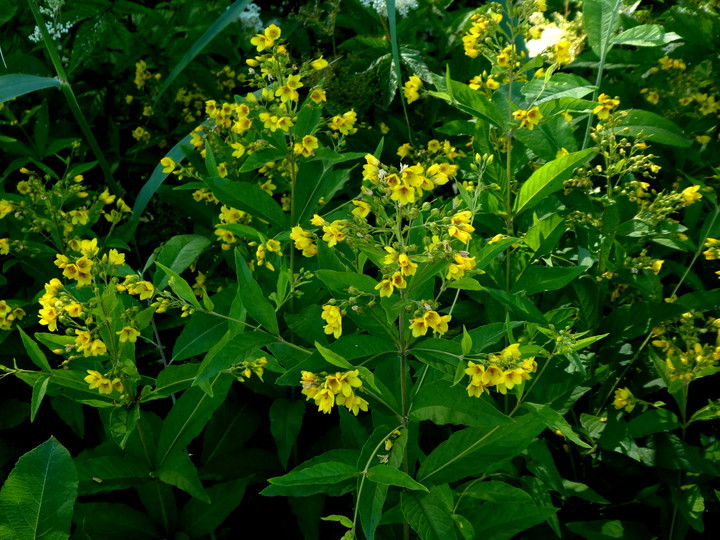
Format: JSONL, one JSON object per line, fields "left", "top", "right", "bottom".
{"left": 514, "top": 149, "right": 595, "bottom": 216}
{"left": 366, "top": 466, "right": 428, "bottom": 492}
{"left": 234, "top": 251, "right": 279, "bottom": 335}
{"left": 0, "top": 74, "right": 61, "bottom": 103}
{"left": 603, "top": 109, "right": 691, "bottom": 147}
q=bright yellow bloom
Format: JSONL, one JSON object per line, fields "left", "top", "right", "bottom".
{"left": 680, "top": 185, "right": 702, "bottom": 206}
{"left": 293, "top": 134, "right": 318, "bottom": 157}
{"left": 593, "top": 94, "right": 620, "bottom": 120}
{"left": 160, "top": 157, "right": 176, "bottom": 173}
{"left": 513, "top": 107, "right": 543, "bottom": 130}
{"left": 321, "top": 304, "right": 342, "bottom": 339}
{"left": 290, "top": 226, "right": 317, "bottom": 257}
{"left": 309, "top": 87, "right": 327, "bottom": 103}
{"left": 329, "top": 110, "right": 357, "bottom": 135}
{"left": 117, "top": 326, "right": 141, "bottom": 343}
{"left": 322, "top": 220, "right": 347, "bottom": 247}
{"left": 398, "top": 253, "right": 418, "bottom": 276}
{"left": 613, "top": 387, "right": 635, "bottom": 412}
{"left": 403, "top": 74, "right": 422, "bottom": 104}
{"left": 311, "top": 56, "right": 328, "bottom": 70}
{"left": 351, "top": 200, "right": 371, "bottom": 218}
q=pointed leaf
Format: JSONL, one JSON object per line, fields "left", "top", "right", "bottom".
{"left": 367, "top": 466, "right": 428, "bottom": 492}
{"left": 0, "top": 74, "right": 61, "bottom": 103}
{"left": 514, "top": 149, "right": 595, "bottom": 216}
{"left": 234, "top": 251, "right": 279, "bottom": 335}
{"left": 0, "top": 438, "right": 78, "bottom": 540}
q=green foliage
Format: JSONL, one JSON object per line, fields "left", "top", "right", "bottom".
{"left": 1, "top": 0, "right": 720, "bottom": 537}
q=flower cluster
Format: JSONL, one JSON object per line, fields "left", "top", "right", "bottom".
{"left": 230, "top": 356, "right": 268, "bottom": 382}
{"left": 409, "top": 309, "right": 452, "bottom": 337}
{"left": 513, "top": 107, "right": 543, "bottom": 131}
{"left": 613, "top": 387, "right": 636, "bottom": 412}
{"left": 593, "top": 94, "right": 621, "bottom": 120}
{"left": 84, "top": 370, "right": 123, "bottom": 395}
{"left": 321, "top": 304, "right": 342, "bottom": 339}
{"left": 0, "top": 300, "right": 25, "bottom": 331}
{"left": 652, "top": 313, "right": 720, "bottom": 383}
{"left": 403, "top": 74, "right": 423, "bottom": 104}
{"left": 300, "top": 369, "right": 368, "bottom": 415}
{"left": 465, "top": 343, "right": 537, "bottom": 397}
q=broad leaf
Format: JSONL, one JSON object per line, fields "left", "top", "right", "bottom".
{"left": 0, "top": 74, "right": 61, "bottom": 103}
{"left": 0, "top": 438, "right": 78, "bottom": 540}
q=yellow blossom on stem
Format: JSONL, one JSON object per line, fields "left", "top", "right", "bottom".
{"left": 613, "top": 387, "right": 636, "bottom": 412}
{"left": 321, "top": 304, "right": 342, "bottom": 339}
{"left": 117, "top": 326, "right": 141, "bottom": 343}
{"left": 593, "top": 94, "right": 620, "bottom": 120}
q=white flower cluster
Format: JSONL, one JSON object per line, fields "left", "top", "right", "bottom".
{"left": 238, "top": 2, "right": 263, "bottom": 33}
{"left": 28, "top": 0, "right": 74, "bottom": 43}
{"left": 360, "top": 0, "right": 420, "bottom": 18}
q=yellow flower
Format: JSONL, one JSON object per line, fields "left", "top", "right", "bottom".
{"left": 66, "top": 303, "right": 83, "bottom": 318}
{"left": 424, "top": 310, "right": 451, "bottom": 335}
{"left": 613, "top": 387, "right": 635, "bottom": 412}
{"left": 226, "top": 142, "right": 245, "bottom": 158}
{"left": 593, "top": 94, "right": 620, "bottom": 120}
{"left": 390, "top": 183, "right": 415, "bottom": 206}
{"left": 117, "top": 326, "right": 141, "bottom": 343}
{"left": 680, "top": 185, "right": 702, "bottom": 206}
{"left": 375, "top": 279, "right": 394, "bottom": 298}
{"left": 311, "top": 56, "right": 328, "bottom": 70}
{"left": 275, "top": 74, "right": 304, "bottom": 103}
{"left": 398, "top": 253, "right": 418, "bottom": 276}
{"left": 351, "top": 200, "right": 371, "bottom": 218}
{"left": 0, "top": 200, "right": 14, "bottom": 219}
{"left": 293, "top": 135, "right": 318, "bottom": 157}
{"left": 309, "top": 87, "right": 327, "bottom": 103}
{"left": 0, "top": 238, "right": 9, "bottom": 255}
{"left": 314, "top": 388, "right": 335, "bottom": 413}
{"left": 290, "top": 226, "right": 317, "bottom": 257}
{"left": 513, "top": 107, "right": 543, "bottom": 130}
{"left": 321, "top": 304, "right": 342, "bottom": 339}
{"left": 391, "top": 271, "right": 407, "bottom": 289}
{"left": 129, "top": 280, "right": 154, "bottom": 300}
{"left": 329, "top": 110, "right": 357, "bottom": 135}
{"left": 322, "top": 220, "right": 347, "bottom": 247}
{"left": 403, "top": 74, "right": 422, "bottom": 104}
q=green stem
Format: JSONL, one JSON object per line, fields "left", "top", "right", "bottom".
{"left": 28, "top": 0, "right": 121, "bottom": 195}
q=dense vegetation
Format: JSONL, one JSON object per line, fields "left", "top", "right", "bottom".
{"left": 1, "top": 0, "right": 720, "bottom": 538}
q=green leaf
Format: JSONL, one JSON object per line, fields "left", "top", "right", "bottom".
{"left": 604, "top": 109, "right": 692, "bottom": 147}
{"left": 446, "top": 278, "right": 483, "bottom": 291}
{"left": 180, "top": 478, "right": 249, "bottom": 537}
{"left": 0, "top": 74, "right": 61, "bottom": 103}
{"left": 417, "top": 413, "right": 545, "bottom": 485}
{"left": 18, "top": 328, "right": 51, "bottom": 371}
{"left": 130, "top": 129, "right": 196, "bottom": 222}
{"left": 460, "top": 481, "right": 534, "bottom": 504}
{"left": 155, "top": 261, "right": 202, "bottom": 309}
{"left": 429, "top": 73, "right": 505, "bottom": 128}
{"left": 156, "top": 374, "right": 233, "bottom": 469}
{"left": 410, "top": 380, "right": 511, "bottom": 428}
{"left": 0, "top": 437, "right": 78, "bottom": 540}
{"left": 154, "top": 235, "right": 211, "bottom": 290}
{"left": 583, "top": 0, "right": 623, "bottom": 56}
{"left": 72, "top": 503, "right": 160, "bottom": 539}
{"left": 523, "top": 403, "right": 591, "bottom": 448}
{"left": 154, "top": 0, "right": 253, "bottom": 101}
{"left": 484, "top": 288, "right": 547, "bottom": 324}
{"left": 269, "top": 398, "right": 305, "bottom": 469}
{"left": 204, "top": 177, "right": 287, "bottom": 229}
{"left": 402, "top": 489, "right": 458, "bottom": 540}
{"left": 513, "top": 265, "right": 588, "bottom": 295}
{"left": 234, "top": 251, "right": 279, "bottom": 335}
{"left": 108, "top": 406, "right": 141, "bottom": 449}
{"left": 321, "top": 514, "right": 353, "bottom": 528}
{"left": 264, "top": 461, "right": 359, "bottom": 496}
{"left": 461, "top": 327, "right": 472, "bottom": 357}
{"left": 567, "top": 520, "right": 652, "bottom": 539}
{"left": 315, "top": 269, "right": 379, "bottom": 294}
{"left": 628, "top": 408, "right": 681, "bottom": 437}
{"left": 30, "top": 375, "right": 50, "bottom": 423}
{"left": 463, "top": 501, "right": 556, "bottom": 540}
{"left": 194, "top": 331, "right": 274, "bottom": 388}
{"left": 156, "top": 450, "right": 210, "bottom": 503}
{"left": 611, "top": 24, "right": 680, "bottom": 47}
{"left": 315, "top": 341, "right": 354, "bottom": 370}
{"left": 514, "top": 149, "right": 595, "bottom": 215}
{"left": 367, "top": 466, "right": 429, "bottom": 492}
